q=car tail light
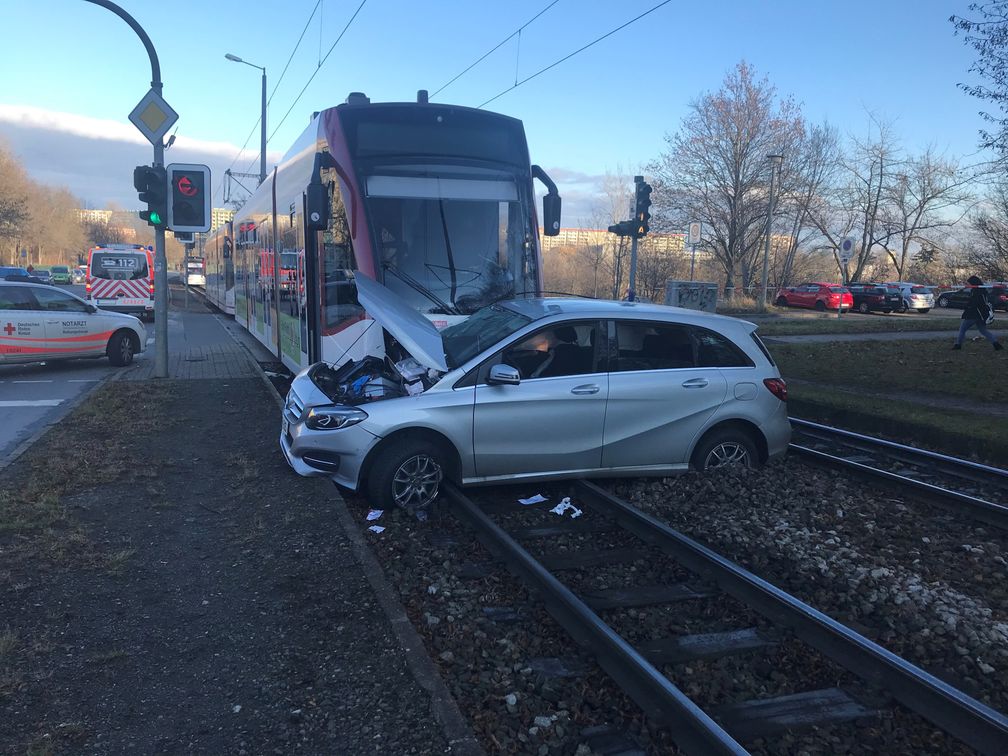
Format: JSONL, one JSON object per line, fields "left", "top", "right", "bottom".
{"left": 149, "top": 283, "right": 155, "bottom": 293}
{"left": 763, "top": 378, "right": 787, "bottom": 402}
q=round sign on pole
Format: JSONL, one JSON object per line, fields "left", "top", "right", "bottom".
{"left": 688, "top": 222, "right": 702, "bottom": 245}
{"left": 839, "top": 237, "right": 855, "bottom": 264}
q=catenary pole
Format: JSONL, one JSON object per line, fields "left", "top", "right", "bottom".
{"left": 83, "top": 0, "right": 169, "bottom": 377}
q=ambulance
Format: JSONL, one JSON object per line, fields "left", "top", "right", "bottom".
{"left": 86, "top": 244, "right": 155, "bottom": 321}
{"left": 0, "top": 281, "right": 145, "bottom": 366}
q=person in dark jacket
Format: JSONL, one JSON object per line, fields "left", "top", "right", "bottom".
{"left": 953, "top": 275, "right": 1003, "bottom": 350}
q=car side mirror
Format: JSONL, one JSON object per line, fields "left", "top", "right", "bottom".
{"left": 86, "top": 304, "right": 97, "bottom": 314}
{"left": 488, "top": 363, "right": 520, "bottom": 385}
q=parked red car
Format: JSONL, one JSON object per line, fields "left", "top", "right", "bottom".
{"left": 774, "top": 282, "right": 853, "bottom": 312}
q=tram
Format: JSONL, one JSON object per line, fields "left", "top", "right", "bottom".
{"left": 203, "top": 90, "right": 561, "bottom": 374}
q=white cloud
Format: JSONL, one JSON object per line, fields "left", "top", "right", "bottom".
{"left": 0, "top": 104, "right": 281, "bottom": 208}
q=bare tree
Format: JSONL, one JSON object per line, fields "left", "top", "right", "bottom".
{"left": 969, "top": 179, "right": 1008, "bottom": 280}
{"left": 951, "top": 2, "right": 1008, "bottom": 155}
{"left": 876, "top": 149, "right": 976, "bottom": 280}
{"left": 772, "top": 122, "right": 841, "bottom": 287}
{"left": 650, "top": 61, "right": 805, "bottom": 295}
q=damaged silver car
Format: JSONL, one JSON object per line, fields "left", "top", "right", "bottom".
{"left": 281, "top": 275, "right": 791, "bottom": 510}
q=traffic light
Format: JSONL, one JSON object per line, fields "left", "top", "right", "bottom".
{"left": 134, "top": 165, "right": 167, "bottom": 227}
{"left": 634, "top": 178, "right": 653, "bottom": 237}
{"left": 607, "top": 220, "right": 636, "bottom": 237}
{"left": 166, "top": 163, "right": 212, "bottom": 233}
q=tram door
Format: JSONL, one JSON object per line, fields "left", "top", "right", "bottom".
{"left": 277, "top": 204, "right": 308, "bottom": 371}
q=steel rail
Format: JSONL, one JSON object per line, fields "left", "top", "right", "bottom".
{"left": 791, "top": 417, "right": 1008, "bottom": 483}
{"left": 787, "top": 421, "right": 1008, "bottom": 530}
{"left": 442, "top": 483, "right": 749, "bottom": 756}
{"left": 574, "top": 479, "right": 1008, "bottom": 756}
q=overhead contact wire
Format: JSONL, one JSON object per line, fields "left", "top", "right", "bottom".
{"left": 432, "top": 0, "right": 561, "bottom": 98}
{"left": 479, "top": 0, "right": 674, "bottom": 108}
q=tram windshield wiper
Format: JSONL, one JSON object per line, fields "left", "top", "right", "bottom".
{"left": 382, "top": 262, "right": 461, "bottom": 316}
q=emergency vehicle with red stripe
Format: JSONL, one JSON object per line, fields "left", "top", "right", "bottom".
{"left": 86, "top": 244, "right": 155, "bottom": 321}
{"left": 0, "top": 281, "right": 145, "bottom": 366}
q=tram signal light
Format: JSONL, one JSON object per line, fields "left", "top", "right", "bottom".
{"left": 607, "top": 220, "right": 636, "bottom": 237}
{"left": 166, "top": 163, "right": 211, "bottom": 233}
{"left": 634, "top": 179, "right": 653, "bottom": 237}
{"left": 134, "top": 165, "right": 167, "bottom": 227}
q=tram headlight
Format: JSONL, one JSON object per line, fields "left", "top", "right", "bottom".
{"left": 305, "top": 405, "right": 368, "bottom": 430}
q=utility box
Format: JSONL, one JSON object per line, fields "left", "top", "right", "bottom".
{"left": 665, "top": 281, "right": 718, "bottom": 312}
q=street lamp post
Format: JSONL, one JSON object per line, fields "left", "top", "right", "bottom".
{"left": 759, "top": 154, "right": 784, "bottom": 312}
{"left": 225, "top": 53, "right": 267, "bottom": 186}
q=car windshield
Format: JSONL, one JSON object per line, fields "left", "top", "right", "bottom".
{"left": 52, "top": 266, "right": 69, "bottom": 273}
{"left": 440, "top": 303, "right": 533, "bottom": 369}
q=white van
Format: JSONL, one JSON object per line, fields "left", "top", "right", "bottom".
{"left": 86, "top": 245, "right": 155, "bottom": 321}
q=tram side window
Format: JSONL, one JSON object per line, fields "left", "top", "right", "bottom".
{"left": 322, "top": 181, "right": 363, "bottom": 330}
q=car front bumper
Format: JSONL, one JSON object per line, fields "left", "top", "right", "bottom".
{"left": 280, "top": 404, "right": 380, "bottom": 490}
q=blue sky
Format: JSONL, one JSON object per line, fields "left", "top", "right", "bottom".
{"left": 0, "top": 0, "right": 991, "bottom": 224}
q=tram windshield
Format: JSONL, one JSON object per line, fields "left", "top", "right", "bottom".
{"left": 364, "top": 167, "right": 535, "bottom": 315}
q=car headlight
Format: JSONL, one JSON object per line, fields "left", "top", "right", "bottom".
{"left": 305, "top": 405, "right": 368, "bottom": 430}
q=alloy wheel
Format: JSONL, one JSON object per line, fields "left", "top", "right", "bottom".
{"left": 119, "top": 336, "right": 134, "bottom": 364}
{"left": 704, "top": 441, "right": 751, "bottom": 469}
{"left": 392, "top": 454, "right": 443, "bottom": 510}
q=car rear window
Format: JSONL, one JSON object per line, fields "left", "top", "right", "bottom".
{"left": 829, "top": 286, "right": 846, "bottom": 293}
{"left": 52, "top": 266, "right": 69, "bottom": 273}
{"left": 90, "top": 253, "right": 149, "bottom": 281}
{"left": 911, "top": 286, "right": 928, "bottom": 293}
{"left": 750, "top": 331, "right": 776, "bottom": 366}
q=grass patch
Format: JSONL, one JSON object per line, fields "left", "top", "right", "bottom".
{"left": 0, "top": 382, "right": 177, "bottom": 560}
{"left": 770, "top": 337, "right": 1008, "bottom": 404}
{"left": 754, "top": 311, "right": 962, "bottom": 336}
{"left": 788, "top": 386, "right": 1008, "bottom": 465}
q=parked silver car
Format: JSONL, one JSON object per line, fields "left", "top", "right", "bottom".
{"left": 281, "top": 276, "right": 791, "bottom": 510}
{"left": 885, "top": 281, "right": 934, "bottom": 313}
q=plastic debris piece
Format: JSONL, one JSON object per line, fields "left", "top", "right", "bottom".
{"left": 232, "top": 704, "right": 241, "bottom": 714}
{"left": 368, "top": 525, "right": 386, "bottom": 533}
{"left": 518, "top": 494, "right": 548, "bottom": 505}
{"left": 415, "top": 509, "right": 428, "bottom": 523}
{"left": 549, "top": 497, "right": 582, "bottom": 519}
{"left": 405, "top": 380, "right": 424, "bottom": 396}
{"left": 366, "top": 509, "right": 383, "bottom": 521}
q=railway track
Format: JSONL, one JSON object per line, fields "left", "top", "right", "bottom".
{"left": 443, "top": 479, "right": 1008, "bottom": 755}
{"left": 789, "top": 418, "right": 1008, "bottom": 530}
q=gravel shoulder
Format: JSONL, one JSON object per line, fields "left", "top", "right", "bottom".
{"left": 0, "top": 377, "right": 456, "bottom": 754}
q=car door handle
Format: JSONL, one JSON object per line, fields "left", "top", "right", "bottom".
{"left": 571, "top": 384, "right": 600, "bottom": 395}
{"left": 682, "top": 378, "right": 709, "bottom": 388}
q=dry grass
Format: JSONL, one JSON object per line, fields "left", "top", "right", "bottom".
{"left": 771, "top": 337, "right": 1008, "bottom": 404}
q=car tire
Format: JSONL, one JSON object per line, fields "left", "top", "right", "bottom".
{"left": 858, "top": 302, "right": 870, "bottom": 313}
{"left": 938, "top": 295, "right": 950, "bottom": 308}
{"left": 107, "top": 329, "right": 137, "bottom": 366}
{"left": 814, "top": 301, "right": 826, "bottom": 312}
{"left": 918, "top": 308, "right": 930, "bottom": 314}
{"left": 775, "top": 296, "right": 788, "bottom": 307}
{"left": 691, "top": 427, "right": 759, "bottom": 471}
{"left": 366, "top": 437, "right": 447, "bottom": 512}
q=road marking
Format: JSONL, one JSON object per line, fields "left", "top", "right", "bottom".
{"left": 0, "top": 400, "right": 63, "bottom": 407}
{"left": 68, "top": 379, "right": 101, "bottom": 383}
{"left": 12, "top": 380, "right": 53, "bottom": 384}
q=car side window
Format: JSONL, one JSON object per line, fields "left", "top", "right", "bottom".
{"left": 31, "top": 287, "right": 90, "bottom": 313}
{"left": 613, "top": 321, "right": 695, "bottom": 371}
{"left": 499, "top": 322, "right": 599, "bottom": 380}
{"left": 692, "top": 326, "right": 754, "bottom": 368}
{"left": 0, "top": 285, "right": 38, "bottom": 310}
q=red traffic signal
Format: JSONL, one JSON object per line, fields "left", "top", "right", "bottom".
{"left": 166, "top": 163, "right": 211, "bottom": 233}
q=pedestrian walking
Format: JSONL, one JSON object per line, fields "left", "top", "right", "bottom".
{"left": 952, "top": 275, "right": 1003, "bottom": 351}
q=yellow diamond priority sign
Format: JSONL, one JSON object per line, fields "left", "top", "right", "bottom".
{"left": 129, "top": 89, "right": 178, "bottom": 145}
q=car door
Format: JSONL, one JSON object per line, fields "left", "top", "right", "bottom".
{"left": 472, "top": 320, "right": 607, "bottom": 478}
{"left": 32, "top": 286, "right": 108, "bottom": 358}
{"left": 797, "top": 285, "right": 817, "bottom": 308}
{"left": 0, "top": 284, "right": 45, "bottom": 363}
{"left": 602, "top": 319, "right": 728, "bottom": 468}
